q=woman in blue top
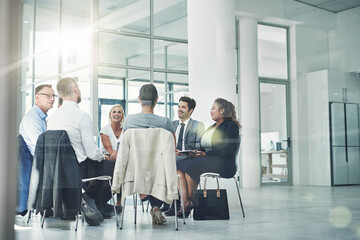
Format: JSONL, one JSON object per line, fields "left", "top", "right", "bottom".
{"left": 177, "top": 98, "right": 241, "bottom": 217}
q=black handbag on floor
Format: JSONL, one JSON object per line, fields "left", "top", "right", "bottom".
{"left": 193, "top": 187, "right": 230, "bottom": 220}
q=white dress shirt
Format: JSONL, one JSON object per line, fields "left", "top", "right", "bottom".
{"left": 47, "top": 100, "right": 104, "bottom": 163}
{"left": 175, "top": 118, "right": 190, "bottom": 151}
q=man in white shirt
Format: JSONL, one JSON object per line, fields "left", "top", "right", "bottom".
{"left": 47, "top": 77, "right": 115, "bottom": 225}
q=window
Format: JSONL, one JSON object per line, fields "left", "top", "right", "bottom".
{"left": 19, "top": 0, "right": 189, "bottom": 134}
{"left": 258, "top": 24, "right": 288, "bottom": 79}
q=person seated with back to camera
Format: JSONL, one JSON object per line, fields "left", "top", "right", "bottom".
{"left": 100, "top": 104, "right": 125, "bottom": 207}
{"left": 121, "top": 83, "right": 176, "bottom": 225}
{"left": 47, "top": 77, "right": 119, "bottom": 226}
{"left": 176, "top": 98, "right": 241, "bottom": 218}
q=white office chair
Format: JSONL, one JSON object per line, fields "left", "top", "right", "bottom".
{"left": 119, "top": 175, "right": 186, "bottom": 230}
{"left": 198, "top": 139, "right": 245, "bottom": 218}
{"left": 112, "top": 128, "right": 185, "bottom": 230}
{"left": 27, "top": 175, "right": 118, "bottom": 231}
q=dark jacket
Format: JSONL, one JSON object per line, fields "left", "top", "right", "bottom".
{"left": 17, "top": 135, "right": 34, "bottom": 212}
{"left": 28, "top": 130, "right": 82, "bottom": 219}
{"left": 200, "top": 120, "right": 240, "bottom": 178}
{"left": 172, "top": 118, "right": 205, "bottom": 150}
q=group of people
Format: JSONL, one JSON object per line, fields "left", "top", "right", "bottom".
{"left": 17, "top": 77, "right": 241, "bottom": 226}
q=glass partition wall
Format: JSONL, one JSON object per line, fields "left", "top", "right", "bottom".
{"left": 258, "top": 24, "right": 291, "bottom": 185}
{"left": 19, "top": 0, "right": 188, "bottom": 131}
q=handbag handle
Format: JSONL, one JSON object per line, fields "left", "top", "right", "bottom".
{"left": 203, "top": 176, "right": 221, "bottom": 198}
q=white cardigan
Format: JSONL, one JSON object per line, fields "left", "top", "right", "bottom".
{"left": 111, "top": 128, "right": 178, "bottom": 204}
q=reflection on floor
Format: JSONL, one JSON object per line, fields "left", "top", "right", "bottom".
{"left": 15, "top": 186, "right": 360, "bottom": 240}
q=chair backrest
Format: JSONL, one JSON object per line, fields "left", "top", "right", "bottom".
{"left": 112, "top": 128, "right": 178, "bottom": 205}
{"left": 28, "top": 130, "right": 82, "bottom": 218}
{"left": 235, "top": 134, "right": 242, "bottom": 171}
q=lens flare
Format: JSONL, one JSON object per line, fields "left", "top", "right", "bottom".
{"left": 329, "top": 206, "right": 352, "bottom": 228}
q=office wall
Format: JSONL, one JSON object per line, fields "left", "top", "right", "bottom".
{"left": 290, "top": 25, "right": 331, "bottom": 185}
{"left": 307, "top": 70, "right": 331, "bottom": 186}
{"left": 329, "top": 7, "right": 360, "bottom": 73}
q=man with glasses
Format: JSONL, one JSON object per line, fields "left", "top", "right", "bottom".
{"left": 17, "top": 84, "right": 56, "bottom": 215}
{"left": 19, "top": 84, "right": 56, "bottom": 157}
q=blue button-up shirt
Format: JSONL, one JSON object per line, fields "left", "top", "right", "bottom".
{"left": 19, "top": 105, "right": 47, "bottom": 156}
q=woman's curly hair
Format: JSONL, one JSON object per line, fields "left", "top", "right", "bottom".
{"left": 214, "top": 98, "right": 241, "bottom": 129}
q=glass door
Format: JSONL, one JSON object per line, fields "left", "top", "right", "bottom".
{"left": 260, "top": 81, "right": 291, "bottom": 184}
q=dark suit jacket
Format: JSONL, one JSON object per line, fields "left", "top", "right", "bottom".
{"left": 28, "top": 130, "right": 82, "bottom": 219}
{"left": 172, "top": 118, "right": 205, "bottom": 150}
{"left": 200, "top": 120, "right": 240, "bottom": 178}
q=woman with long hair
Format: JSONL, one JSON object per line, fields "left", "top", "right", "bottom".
{"left": 100, "top": 104, "right": 125, "bottom": 206}
{"left": 176, "top": 98, "right": 241, "bottom": 217}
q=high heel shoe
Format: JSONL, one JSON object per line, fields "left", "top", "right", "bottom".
{"left": 177, "top": 202, "right": 193, "bottom": 218}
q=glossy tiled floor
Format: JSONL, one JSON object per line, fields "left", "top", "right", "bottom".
{"left": 15, "top": 186, "right": 360, "bottom": 240}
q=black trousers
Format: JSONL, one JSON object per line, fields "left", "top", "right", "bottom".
{"left": 148, "top": 195, "right": 163, "bottom": 208}
{"left": 79, "top": 158, "right": 115, "bottom": 211}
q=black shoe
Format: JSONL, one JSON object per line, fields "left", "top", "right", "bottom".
{"left": 99, "top": 210, "right": 114, "bottom": 219}
{"left": 81, "top": 194, "right": 104, "bottom": 226}
{"left": 160, "top": 203, "right": 170, "bottom": 212}
{"left": 164, "top": 201, "right": 180, "bottom": 216}
{"left": 165, "top": 207, "right": 175, "bottom": 216}
{"left": 61, "top": 215, "right": 76, "bottom": 220}
{"left": 177, "top": 203, "right": 193, "bottom": 218}
{"left": 104, "top": 203, "right": 122, "bottom": 214}
{"left": 16, "top": 210, "right": 28, "bottom": 216}
{"left": 40, "top": 209, "right": 53, "bottom": 218}
{"left": 100, "top": 203, "right": 123, "bottom": 218}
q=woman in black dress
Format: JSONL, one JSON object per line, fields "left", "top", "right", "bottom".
{"left": 176, "top": 98, "right": 241, "bottom": 217}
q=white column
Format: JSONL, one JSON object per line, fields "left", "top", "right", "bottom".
{"left": 187, "top": 0, "right": 241, "bottom": 206}
{"left": 239, "top": 18, "right": 261, "bottom": 188}
{"left": 0, "top": 0, "right": 20, "bottom": 238}
{"left": 188, "top": 0, "right": 236, "bottom": 127}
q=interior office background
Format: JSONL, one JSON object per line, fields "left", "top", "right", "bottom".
{"left": 1, "top": 0, "right": 360, "bottom": 238}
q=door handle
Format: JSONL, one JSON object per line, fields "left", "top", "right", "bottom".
{"left": 282, "top": 137, "right": 291, "bottom": 148}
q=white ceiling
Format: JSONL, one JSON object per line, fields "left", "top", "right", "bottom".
{"left": 294, "top": 0, "right": 360, "bottom": 13}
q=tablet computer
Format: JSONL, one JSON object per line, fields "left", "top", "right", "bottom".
{"left": 179, "top": 150, "right": 196, "bottom": 156}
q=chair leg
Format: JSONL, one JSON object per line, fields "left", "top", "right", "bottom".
{"left": 177, "top": 175, "right": 186, "bottom": 224}
{"left": 120, "top": 197, "right": 126, "bottom": 230}
{"left": 75, "top": 211, "right": 79, "bottom": 231}
{"left": 141, "top": 200, "right": 145, "bottom": 212}
{"left": 133, "top": 194, "right": 136, "bottom": 209}
{"left": 233, "top": 177, "right": 245, "bottom": 217}
{"left": 134, "top": 195, "right": 137, "bottom": 224}
{"left": 41, "top": 210, "right": 46, "bottom": 228}
{"left": 108, "top": 179, "right": 119, "bottom": 226}
{"left": 26, "top": 210, "right": 31, "bottom": 224}
{"left": 146, "top": 200, "right": 150, "bottom": 212}
{"left": 174, "top": 199, "right": 178, "bottom": 231}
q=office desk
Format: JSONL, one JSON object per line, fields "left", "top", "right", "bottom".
{"left": 261, "top": 150, "right": 288, "bottom": 179}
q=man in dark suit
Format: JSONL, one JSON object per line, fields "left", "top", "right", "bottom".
{"left": 162, "top": 96, "right": 205, "bottom": 215}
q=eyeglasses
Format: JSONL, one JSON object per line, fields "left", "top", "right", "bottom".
{"left": 37, "top": 93, "right": 57, "bottom": 99}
